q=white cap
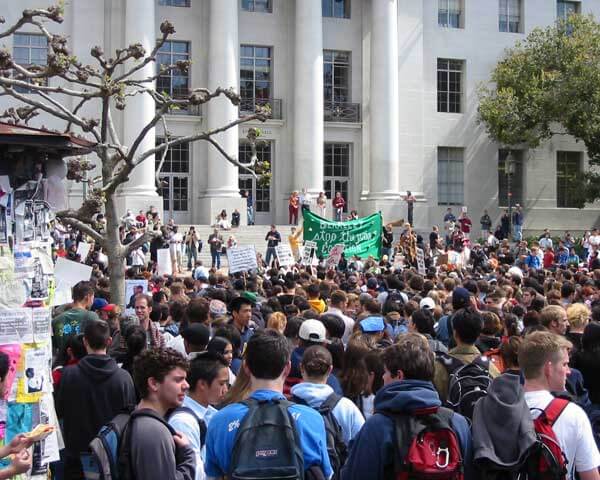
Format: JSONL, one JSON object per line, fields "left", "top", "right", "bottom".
{"left": 508, "top": 266, "right": 524, "bottom": 279}
{"left": 419, "top": 297, "right": 436, "bottom": 311}
{"left": 299, "top": 319, "right": 329, "bottom": 344}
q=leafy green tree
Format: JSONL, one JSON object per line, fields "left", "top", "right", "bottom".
{"left": 478, "top": 14, "right": 600, "bottom": 206}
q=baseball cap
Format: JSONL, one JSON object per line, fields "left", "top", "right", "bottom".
{"left": 452, "top": 287, "right": 471, "bottom": 310}
{"left": 100, "top": 303, "right": 118, "bottom": 313}
{"left": 298, "top": 319, "right": 330, "bottom": 344}
{"left": 366, "top": 278, "right": 379, "bottom": 290}
{"left": 508, "top": 266, "right": 524, "bottom": 279}
{"left": 91, "top": 298, "right": 108, "bottom": 311}
{"left": 181, "top": 324, "right": 210, "bottom": 348}
{"left": 419, "top": 297, "right": 435, "bottom": 311}
{"left": 359, "top": 316, "right": 385, "bottom": 333}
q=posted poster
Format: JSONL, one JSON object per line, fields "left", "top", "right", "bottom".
{"left": 0, "top": 309, "right": 34, "bottom": 344}
{"left": 125, "top": 279, "right": 149, "bottom": 309}
{"left": 0, "top": 344, "right": 21, "bottom": 401}
{"left": 0, "top": 247, "right": 25, "bottom": 309}
{"left": 32, "top": 308, "right": 51, "bottom": 343}
{"left": 17, "top": 343, "right": 50, "bottom": 403}
{"left": 157, "top": 248, "right": 172, "bottom": 276}
{"left": 275, "top": 244, "right": 295, "bottom": 267}
{"left": 227, "top": 246, "right": 258, "bottom": 274}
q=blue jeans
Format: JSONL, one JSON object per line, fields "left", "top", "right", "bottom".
{"left": 247, "top": 206, "right": 254, "bottom": 225}
{"left": 335, "top": 208, "right": 343, "bottom": 222}
{"left": 513, "top": 224, "right": 523, "bottom": 242}
{"left": 211, "top": 250, "right": 221, "bottom": 269}
{"left": 265, "top": 247, "right": 276, "bottom": 266}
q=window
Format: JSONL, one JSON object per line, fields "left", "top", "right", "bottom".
{"left": 324, "top": 143, "right": 351, "bottom": 211}
{"left": 557, "top": 151, "right": 582, "bottom": 208}
{"left": 438, "top": 0, "right": 462, "bottom": 28}
{"left": 499, "top": 0, "right": 521, "bottom": 33}
{"left": 157, "top": 41, "right": 190, "bottom": 98}
{"left": 156, "top": 139, "right": 190, "bottom": 212}
{"left": 240, "top": 45, "right": 272, "bottom": 106}
{"left": 158, "top": 0, "right": 190, "bottom": 6}
{"left": 437, "top": 147, "right": 464, "bottom": 205}
{"left": 241, "top": 0, "right": 271, "bottom": 12}
{"left": 13, "top": 33, "right": 48, "bottom": 93}
{"left": 239, "top": 142, "right": 272, "bottom": 213}
{"left": 437, "top": 59, "right": 463, "bottom": 113}
{"left": 557, "top": 1, "right": 579, "bottom": 20}
{"left": 498, "top": 149, "right": 524, "bottom": 207}
{"left": 322, "top": 0, "right": 350, "bottom": 19}
{"left": 323, "top": 50, "right": 350, "bottom": 103}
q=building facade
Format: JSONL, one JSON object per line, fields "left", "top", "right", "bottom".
{"left": 1, "top": 0, "right": 598, "bottom": 232}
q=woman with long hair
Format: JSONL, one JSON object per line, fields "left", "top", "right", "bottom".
{"left": 207, "top": 336, "right": 236, "bottom": 386}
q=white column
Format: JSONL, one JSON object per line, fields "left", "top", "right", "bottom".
{"left": 369, "top": 0, "right": 400, "bottom": 199}
{"left": 120, "top": 0, "right": 158, "bottom": 198}
{"left": 293, "top": 0, "right": 324, "bottom": 194}
{"left": 205, "top": 0, "right": 239, "bottom": 198}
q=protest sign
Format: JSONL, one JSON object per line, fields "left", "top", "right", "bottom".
{"left": 156, "top": 248, "right": 172, "bottom": 276}
{"left": 275, "top": 244, "right": 295, "bottom": 267}
{"left": 125, "top": 280, "right": 149, "bottom": 309}
{"left": 76, "top": 241, "right": 91, "bottom": 261}
{"left": 53, "top": 257, "right": 92, "bottom": 306}
{"left": 301, "top": 240, "right": 317, "bottom": 266}
{"left": 0, "top": 309, "right": 33, "bottom": 344}
{"left": 303, "top": 210, "right": 382, "bottom": 259}
{"left": 326, "top": 244, "right": 345, "bottom": 268}
{"left": 227, "top": 246, "right": 258, "bottom": 274}
{"left": 416, "top": 248, "right": 426, "bottom": 275}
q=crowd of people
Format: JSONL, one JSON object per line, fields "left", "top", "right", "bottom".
{"left": 31, "top": 203, "right": 600, "bottom": 480}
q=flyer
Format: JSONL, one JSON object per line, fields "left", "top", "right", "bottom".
{"left": 0, "top": 309, "right": 34, "bottom": 344}
{"left": 0, "top": 344, "right": 21, "bottom": 401}
{"left": 32, "top": 308, "right": 51, "bottom": 343}
{"left": 17, "top": 343, "right": 50, "bottom": 403}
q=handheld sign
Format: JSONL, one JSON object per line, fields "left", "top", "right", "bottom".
{"left": 227, "top": 245, "right": 258, "bottom": 274}
{"left": 326, "top": 244, "right": 345, "bottom": 269}
{"left": 302, "top": 240, "right": 317, "bottom": 266}
{"left": 276, "top": 244, "right": 295, "bottom": 267}
{"left": 416, "top": 248, "right": 426, "bottom": 275}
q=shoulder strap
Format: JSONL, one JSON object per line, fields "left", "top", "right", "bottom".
{"left": 169, "top": 406, "right": 208, "bottom": 447}
{"left": 471, "top": 355, "right": 491, "bottom": 372}
{"left": 436, "top": 352, "right": 465, "bottom": 374}
{"left": 131, "top": 409, "right": 177, "bottom": 436}
{"left": 291, "top": 395, "right": 308, "bottom": 407}
{"left": 320, "top": 393, "right": 342, "bottom": 413}
{"left": 544, "top": 398, "right": 570, "bottom": 426}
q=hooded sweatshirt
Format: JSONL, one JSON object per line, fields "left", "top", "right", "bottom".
{"left": 289, "top": 347, "right": 344, "bottom": 395}
{"left": 57, "top": 354, "right": 136, "bottom": 454}
{"left": 290, "top": 382, "right": 365, "bottom": 446}
{"left": 341, "top": 379, "right": 473, "bottom": 480}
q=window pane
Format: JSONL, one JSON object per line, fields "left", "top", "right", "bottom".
{"left": 557, "top": 151, "right": 582, "bottom": 208}
{"left": 438, "top": 147, "right": 464, "bottom": 205}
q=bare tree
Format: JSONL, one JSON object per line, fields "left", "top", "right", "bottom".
{"left": 0, "top": 5, "right": 268, "bottom": 304}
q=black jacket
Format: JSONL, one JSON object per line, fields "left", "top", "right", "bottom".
{"left": 57, "top": 354, "right": 136, "bottom": 454}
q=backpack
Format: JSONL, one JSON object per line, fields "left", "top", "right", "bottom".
{"left": 377, "top": 406, "right": 464, "bottom": 480}
{"left": 84, "top": 409, "right": 176, "bottom": 480}
{"left": 167, "top": 406, "right": 207, "bottom": 449}
{"left": 383, "top": 290, "right": 406, "bottom": 316}
{"left": 229, "top": 397, "right": 306, "bottom": 480}
{"left": 437, "top": 352, "right": 492, "bottom": 421}
{"left": 291, "top": 393, "right": 347, "bottom": 479}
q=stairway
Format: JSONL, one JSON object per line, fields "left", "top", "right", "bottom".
{"left": 177, "top": 224, "right": 296, "bottom": 269}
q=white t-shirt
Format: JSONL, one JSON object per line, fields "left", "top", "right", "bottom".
{"left": 589, "top": 235, "right": 600, "bottom": 247}
{"left": 524, "top": 390, "right": 600, "bottom": 478}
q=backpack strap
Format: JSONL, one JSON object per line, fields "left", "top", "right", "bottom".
{"left": 290, "top": 395, "right": 309, "bottom": 407}
{"left": 168, "top": 406, "right": 208, "bottom": 448}
{"left": 436, "top": 352, "right": 465, "bottom": 374}
{"left": 544, "top": 398, "right": 570, "bottom": 427}
{"left": 130, "top": 409, "right": 177, "bottom": 436}
{"left": 319, "top": 393, "right": 342, "bottom": 414}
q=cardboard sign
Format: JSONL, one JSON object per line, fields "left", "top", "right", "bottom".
{"left": 227, "top": 245, "right": 258, "bottom": 274}
{"left": 302, "top": 240, "right": 317, "bottom": 266}
{"left": 53, "top": 258, "right": 92, "bottom": 306}
{"left": 275, "top": 244, "right": 295, "bottom": 267}
{"left": 416, "top": 248, "right": 426, "bottom": 275}
{"left": 76, "top": 241, "right": 91, "bottom": 261}
{"left": 156, "top": 248, "right": 172, "bottom": 276}
{"left": 326, "top": 244, "right": 345, "bottom": 268}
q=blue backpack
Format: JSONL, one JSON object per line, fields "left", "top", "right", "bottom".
{"left": 83, "top": 409, "right": 175, "bottom": 480}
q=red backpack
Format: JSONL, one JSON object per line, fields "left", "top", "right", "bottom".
{"left": 530, "top": 398, "right": 569, "bottom": 479}
{"left": 483, "top": 347, "right": 506, "bottom": 373}
{"left": 379, "top": 406, "right": 464, "bottom": 480}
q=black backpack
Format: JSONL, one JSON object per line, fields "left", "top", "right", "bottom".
{"left": 292, "top": 393, "right": 347, "bottom": 479}
{"left": 229, "top": 398, "right": 305, "bottom": 480}
{"left": 383, "top": 290, "right": 406, "bottom": 315}
{"left": 437, "top": 352, "right": 492, "bottom": 422}
{"left": 167, "top": 406, "right": 207, "bottom": 449}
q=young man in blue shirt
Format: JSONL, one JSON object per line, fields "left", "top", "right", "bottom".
{"left": 205, "top": 330, "right": 332, "bottom": 479}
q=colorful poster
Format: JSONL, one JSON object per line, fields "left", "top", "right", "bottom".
{"left": 303, "top": 210, "right": 383, "bottom": 259}
{"left": 125, "top": 280, "right": 149, "bottom": 309}
{"left": 0, "top": 345, "right": 21, "bottom": 401}
{"left": 17, "top": 343, "right": 50, "bottom": 403}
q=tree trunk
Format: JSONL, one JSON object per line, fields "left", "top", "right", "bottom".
{"left": 104, "top": 195, "right": 126, "bottom": 306}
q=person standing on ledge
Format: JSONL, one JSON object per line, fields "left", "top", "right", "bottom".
{"left": 402, "top": 191, "right": 416, "bottom": 227}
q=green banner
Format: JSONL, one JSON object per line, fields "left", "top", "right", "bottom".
{"left": 303, "top": 210, "right": 383, "bottom": 259}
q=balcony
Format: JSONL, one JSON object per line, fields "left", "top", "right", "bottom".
{"left": 324, "top": 101, "right": 361, "bottom": 123}
{"left": 166, "top": 100, "right": 202, "bottom": 117}
{"left": 239, "top": 98, "right": 283, "bottom": 120}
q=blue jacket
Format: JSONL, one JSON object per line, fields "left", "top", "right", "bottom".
{"left": 524, "top": 254, "right": 541, "bottom": 269}
{"left": 290, "top": 382, "right": 365, "bottom": 446}
{"left": 341, "top": 380, "right": 473, "bottom": 480}
{"left": 205, "top": 389, "right": 333, "bottom": 478}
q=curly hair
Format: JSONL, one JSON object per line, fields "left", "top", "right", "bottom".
{"left": 133, "top": 348, "right": 189, "bottom": 399}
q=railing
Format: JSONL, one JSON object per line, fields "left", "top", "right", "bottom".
{"left": 165, "top": 101, "right": 202, "bottom": 117}
{"left": 239, "top": 98, "right": 283, "bottom": 120}
{"left": 324, "top": 101, "right": 361, "bottom": 123}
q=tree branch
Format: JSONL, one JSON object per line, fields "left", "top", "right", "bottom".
{"left": 56, "top": 216, "right": 103, "bottom": 245}
{"left": 124, "top": 230, "right": 160, "bottom": 257}
{"left": 0, "top": 7, "right": 64, "bottom": 40}
{"left": 155, "top": 116, "right": 170, "bottom": 188}
{"left": 205, "top": 136, "right": 257, "bottom": 179}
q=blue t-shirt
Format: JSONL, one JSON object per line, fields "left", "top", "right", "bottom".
{"left": 204, "top": 389, "right": 333, "bottom": 478}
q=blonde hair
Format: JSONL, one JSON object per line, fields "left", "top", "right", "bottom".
{"left": 518, "top": 331, "right": 572, "bottom": 380}
{"left": 566, "top": 303, "right": 590, "bottom": 330}
{"left": 267, "top": 311, "right": 287, "bottom": 334}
